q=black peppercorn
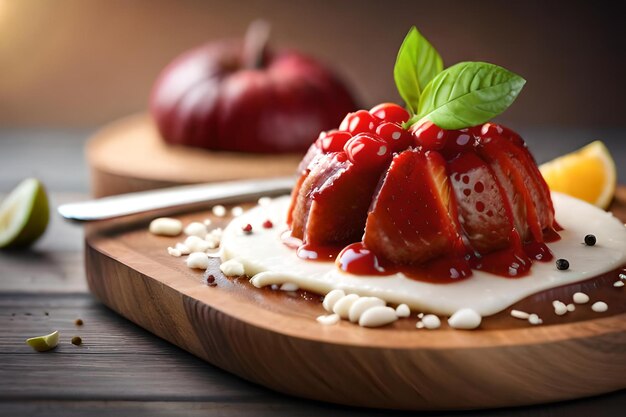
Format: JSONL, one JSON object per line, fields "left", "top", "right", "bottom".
{"left": 584, "top": 234, "right": 596, "bottom": 246}
{"left": 556, "top": 259, "right": 569, "bottom": 270}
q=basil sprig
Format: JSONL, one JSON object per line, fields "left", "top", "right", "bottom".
{"left": 394, "top": 27, "right": 526, "bottom": 130}
{"left": 393, "top": 26, "right": 443, "bottom": 114}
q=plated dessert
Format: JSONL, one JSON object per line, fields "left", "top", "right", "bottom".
{"left": 156, "top": 27, "right": 625, "bottom": 330}
{"left": 85, "top": 26, "right": 625, "bottom": 410}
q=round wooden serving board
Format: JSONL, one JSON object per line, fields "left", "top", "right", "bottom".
{"left": 84, "top": 187, "right": 626, "bottom": 410}
{"left": 86, "top": 114, "right": 303, "bottom": 197}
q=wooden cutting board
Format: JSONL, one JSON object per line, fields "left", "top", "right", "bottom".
{"left": 86, "top": 114, "right": 303, "bottom": 197}
{"left": 84, "top": 187, "right": 626, "bottom": 410}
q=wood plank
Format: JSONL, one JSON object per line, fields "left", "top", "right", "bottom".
{"left": 0, "top": 294, "right": 269, "bottom": 401}
{"left": 1, "top": 393, "right": 626, "bottom": 417}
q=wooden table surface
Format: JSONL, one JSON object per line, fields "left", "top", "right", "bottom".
{"left": 1, "top": 128, "right": 625, "bottom": 416}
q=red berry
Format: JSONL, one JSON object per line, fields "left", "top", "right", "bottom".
{"left": 339, "top": 110, "right": 380, "bottom": 135}
{"left": 344, "top": 133, "right": 391, "bottom": 168}
{"left": 410, "top": 120, "right": 448, "bottom": 151}
{"left": 242, "top": 224, "right": 253, "bottom": 233}
{"left": 479, "top": 122, "right": 504, "bottom": 138}
{"left": 440, "top": 128, "right": 477, "bottom": 159}
{"left": 375, "top": 122, "right": 412, "bottom": 152}
{"left": 336, "top": 152, "right": 348, "bottom": 163}
{"left": 369, "top": 103, "right": 410, "bottom": 124}
{"left": 317, "top": 130, "right": 352, "bottom": 153}
{"left": 262, "top": 220, "right": 273, "bottom": 229}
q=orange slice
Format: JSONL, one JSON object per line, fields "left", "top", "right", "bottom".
{"left": 539, "top": 141, "right": 617, "bottom": 209}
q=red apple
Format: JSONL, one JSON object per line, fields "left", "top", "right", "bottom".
{"left": 150, "top": 22, "right": 357, "bottom": 153}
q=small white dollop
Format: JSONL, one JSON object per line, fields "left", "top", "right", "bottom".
{"left": 212, "top": 205, "right": 227, "bottom": 217}
{"left": 204, "top": 234, "right": 221, "bottom": 249}
{"left": 348, "top": 297, "right": 385, "bottom": 323}
{"left": 280, "top": 282, "right": 299, "bottom": 292}
{"left": 322, "top": 289, "right": 346, "bottom": 313}
{"left": 186, "top": 252, "right": 209, "bottom": 270}
{"left": 175, "top": 242, "right": 191, "bottom": 255}
{"left": 417, "top": 313, "right": 424, "bottom": 319}
{"left": 528, "top": 314, "right": 543, "bottom": 325}
{"left": 316, "top": 314, "right": 340, "bottom": 326}
{"left": 203, "top": 218, "right": 212, "bottom": 227}
{"left": 231, "top": 206, "right": 244, "bottom": 217}
{"left": 566, "top": 303, "right": 576, "bottom": 312}
{"left": 358, "top": 306, "right": 398, "bottom": 328}
{"left": 395, "top": 304, "right": 411, "bottom": 318}
{"left": 184, "top": 222, "right": 207, "bottom": 237}
{"left": 614, "top": 281, "right": 625, "bottom": 287}
{"left": 219, "top": 259, "right": 245, "bottom": 276}
{"left": 573, "top": 292, "right": 590, "bottom": 304}
{"left": 149, "top": 218, "right": 182, "bottom": 236}
{"left": 258, "top": 197, "right": 272, "bottom": 206}
{"left": 510, "top": 310, "right": 530, "bottom": 320}
{"left": 619, "top": 273, "right": 626, "bottom": 280}
{"left": 332, "top": 294, "right": 360, "bottom": 319}
{"left": 552, "top": 300, "right": 568, "bottom": 316}
{"left": 591, "top": 301, "right": 608, "bottom": 312}
{"left": 415, "top": 321, "right": 425, "bottom": 329}
{"left": 448, "top": 308, "right": 482, "bottom": 330}
{"left": 421, "top": 314, "right": 441, "bottom": 329}
{"left": 184, "top": 236, "right": 211, "bottom": 253}
{"left": 167, "top": 247, "right": 182, "bottom": 257}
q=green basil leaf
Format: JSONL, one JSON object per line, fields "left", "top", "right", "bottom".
{"left": 416, "top": 61, "right": 526, "bottom": 130}
{"left": 393, "top": 26, "right": 443, "bottom": 114}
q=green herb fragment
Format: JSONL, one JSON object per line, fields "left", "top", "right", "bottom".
{"left": 416, "top": 61, "right": 526, "bottom": 130}
{"left": 393, "top": 26, "right": 443, "bottom": 114}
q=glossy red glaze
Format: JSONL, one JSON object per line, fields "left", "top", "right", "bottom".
{"left": 410, "top": 120, "right": 449, "bottom": 151}
{"left": 440, "top": 128, "right": 478, "bottom": 160}
{"left": 336, "top": 242, "right": 471, "bottom": 283}
{"left": 317, "top": 130, "right": 352, "bottom": 153}
{"left": 375, "top": 122, "right": 413, "bottom": 152}
{"left": 287, "top": 117, "right": 561, "bottom": 282}
{"left": 339, "top": 110, "right": 381, "bottom": 135}
{"left": 344, "top": 133, "right": 391, "bottom": 168}
{"left": 363, "top": 150, "right": 466, "bottom": 265}
{"left": 369, "top": 103, "right": 410, "bottom": 125}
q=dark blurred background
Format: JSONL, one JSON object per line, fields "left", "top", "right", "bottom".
{"left": 1, "top": 0, "right": 624, "bottom": 128}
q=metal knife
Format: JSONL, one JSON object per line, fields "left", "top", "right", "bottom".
{"left": 58, "top": 176, "right": 295, "bottom": 221}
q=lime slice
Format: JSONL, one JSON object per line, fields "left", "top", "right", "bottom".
{"left": 0, "top": 178, "right": 50, "bottom": 249}
{"left": 26, "top": 330, "right": 59, "bottom": 352}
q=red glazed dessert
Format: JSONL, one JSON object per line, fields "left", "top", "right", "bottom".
{"left": 286, "top": 104, "right": 559, "bottom": 281}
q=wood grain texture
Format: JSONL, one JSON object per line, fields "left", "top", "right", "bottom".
{"left": 82, "top": 188, "right": 626, "bottom": 410}
{"left": 3, "top": 393, "right": 626, "bottom": 417}
{"left": 86, "top": 115, "right": 303, "bottom": 197}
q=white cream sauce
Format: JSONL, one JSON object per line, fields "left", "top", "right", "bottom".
{"left": 221, "top": 193, "right": 626, "bottom": 316}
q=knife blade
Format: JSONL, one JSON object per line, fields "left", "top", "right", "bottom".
{"left": 58, "top": 176, "right": 295, "bottom": 221}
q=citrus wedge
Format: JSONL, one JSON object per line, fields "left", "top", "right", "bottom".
{"left": 0, "top": 178, "right": 50, "bottom": 249}
{"left": 539, "top": 141, "right": 617, "bottom": 209}
{"left": 26, "top": 330, "right": 59, "bottom": 352}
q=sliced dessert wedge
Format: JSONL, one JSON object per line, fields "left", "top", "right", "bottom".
{"left": 363, "top": 149, "right": 465, "bottom": 265}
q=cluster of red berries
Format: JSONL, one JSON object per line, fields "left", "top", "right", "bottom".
{"left": 316, "top": 103, "right": 411, "bottom": 169}
{"left": 316, "top": 103, "right": 522, "bottom": 167}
